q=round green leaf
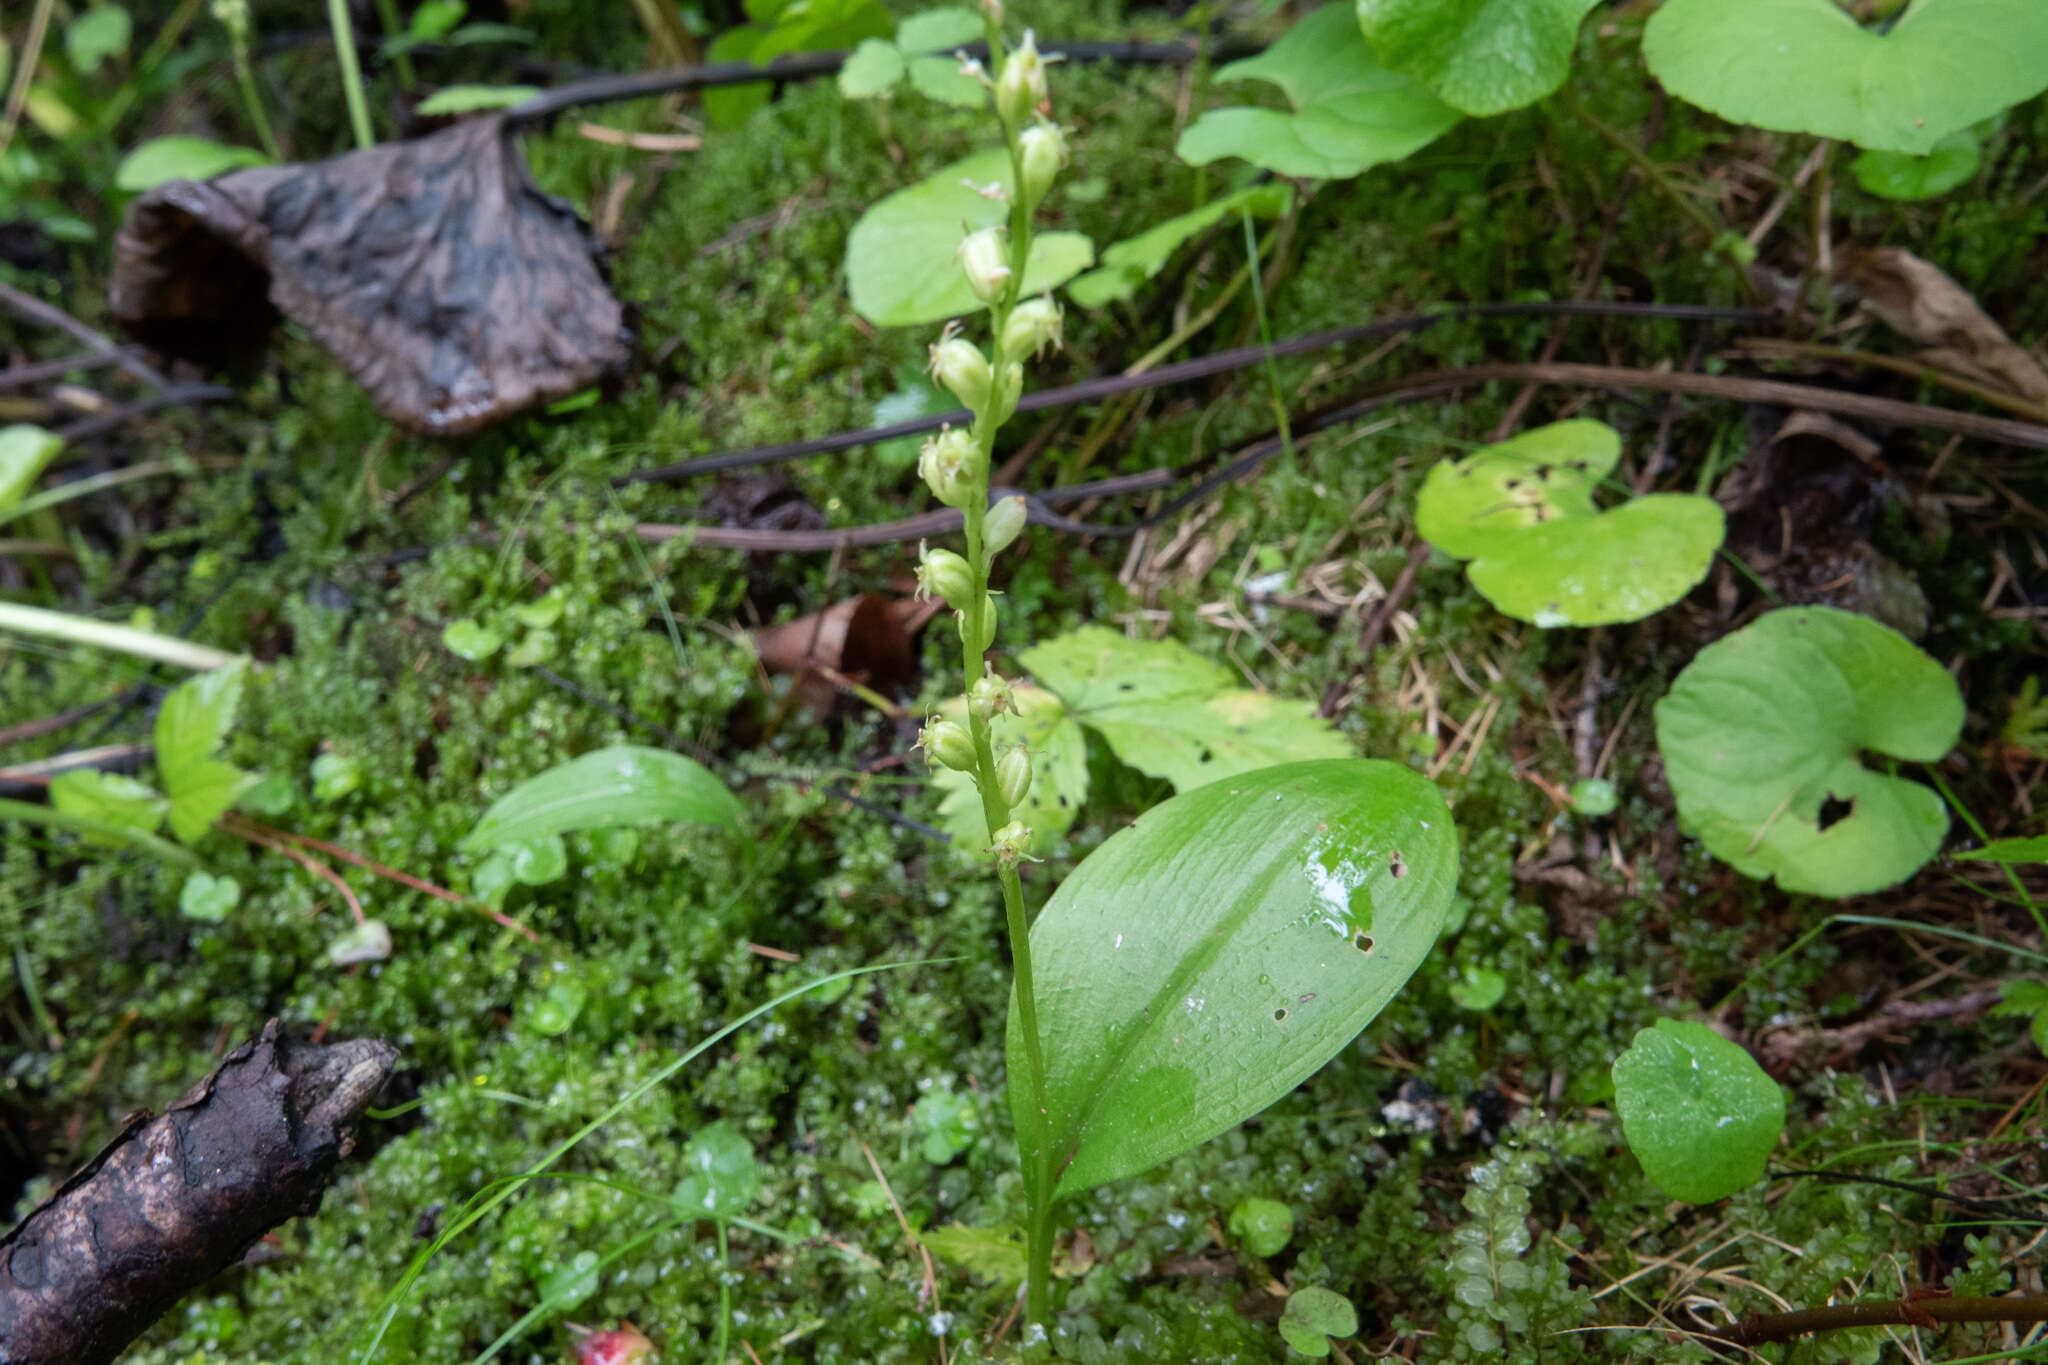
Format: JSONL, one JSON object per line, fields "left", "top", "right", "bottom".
{"left": 674, "top": 1122, "right": 762, "bottom": 1219}
{"left": 1570, "top": 777, "right": 1617, "bottom": 816}
{"left": 1176, "top": 3, "right": 1462, "bottom": 180}
{"left": 462, "top": 745, "right": 744, "bottom": 850}
{"left": 179, "top": 871, "right": 242, "bottom": 922}
{"left": 1852, "top": 128, "right": 1981, "bottom": 201}
{"left": 1654, "top": 607, "right": 1963, "bottom": 897}
{"left": 1643, "top": 0, "right": 2048, "bottom": 155}
{"left": 505, "top": 834, "right": 567, "bottom": 885}
{"left": 1612, "top": 1018, "right": 1785, "bottom": 1203}
{"left": 441, "top": 618, "right": 503, "bottom": 661}
{"left": 845, "top": 147, "right": 1095, "bottom": 326}
{"left": 113, "top": 136, "right": 270, "bottom": 192}
{"left": 1009, "top": 760, "right": 1458, "bottom": 1197}
{"left": 1416, "top": 421, "right": 1724, "bottom": 626}
{"left": 1356, "top": 0, "right": 1600, "bottom": 116}
{"left": 65, "top": 5, "right": 132, "bottom": 73}
{"left": 837, "top": 38, "right": 906, "bottom": 97}
{"left": 1228, "top": 1197, "right": 1295, "bottom": 1257}
{"left": 1279, "top": 1286, "right": 1358, "bottom": 1357}
{"left": 1447, "top": 964, "right": 1506, "bottom": 1011}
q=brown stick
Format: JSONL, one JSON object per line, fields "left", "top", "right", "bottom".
{"left": 0, "top": 280, "right": 167, "bottom": 391}
{"left": 1704, "top": 1293, "right": 2048, "bottom": 1348}
{"left": 0, "top": 1021, "right": 396, "bottom": 1365}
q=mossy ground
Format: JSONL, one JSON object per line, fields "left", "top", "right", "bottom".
{"left": 4, "top": 2, "right": 2047, "bottom": 1362}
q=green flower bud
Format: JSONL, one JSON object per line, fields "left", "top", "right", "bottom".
{"left": 918, "top": 717, "right": 977, "bottom": 772}
{"left": 983, "top": 495, "right": 1027, "bottom": 557}
{"left": 958, "top": 593, "right": 998, "bottom": 652}
{"left": 957, "top": 227, "right": 1012, "bottom": 304}
{"left": 988, "top": 818, "right": 1036, "bottom": 865}
{"left": 928, "top": 329, "right": 993, "bottom": 410}
{"left": 995, "top": 745, "right": 1032, "bottom": 808}
{"left": 987, "top": 361, "right": 1024, "bottom": 426}
{"left": 919, "top": 426, "right": 978, "bottom": 508}
{"left": 980, "top": 0, "right": 1004, "bottom": 24}
{"left": 994, "top": 30, "right": 1049, "bottom": 127}
{"left": 915, "top": 541, "right": 975, "bottom": 604}
{"left": 1017, "top": 121, "right": 1066, "bottom": 212}
{"left": 1000, "top": 296, "right": 1062, "bottom": 361}
{"left": 967, "top": 673, "right": 1016, "bottom": 720}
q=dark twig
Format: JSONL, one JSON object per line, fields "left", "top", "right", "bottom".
{"left": 0, "top": 280, "right": 168, "bottom": 391}
{"left": 1701, "top": 1293, "right": 2048, "bottom": 1349}
{"left": 1357, "top": 544, "right": 1429, "bottom": 657}
{"left": 0, "top": 688, "right": 148, "bottom": 751}
{"left": 55, "top": 383, "right": 238, "bottom": 441}
{"left": 0, "top": 350, "right": 129, "bottom": 393}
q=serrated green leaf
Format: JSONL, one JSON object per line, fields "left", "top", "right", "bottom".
{"left": 1356, "top": 0, "right": 1599, "bottom": 116}
{"left": 1852, "top": 129, "right": 1982, "bottom": 201}
{"left": 155, "top": 660, "right": 252, "bottom": 818}
{"left": 845, "top": 147, "right": 1095, "bottom": 326}
{"left": 1416, "top": 420, "right": 1724, "bottom": 626}
{"left": 114, "top": 136, "right": 270, "bottom": 192}
{"left": 922, "top": 1224, "right": 1027, "bottom": 1286}
{"left": 463, "top": 745, "right": 743, "bottom": 850}
{"left": 931, "top": 685, "right": 1089, "bottom": 853}
{"left": 1021, "top": 626, "right": 1352, "bottom": 790}
{"left": 1010, "top": 760, "right": 1457, "bottom": 1197}
{"left": 1643, "top": 0, "right": 2048, "bottom": 155}
{"left": 1655, "top": 607, "right": 1962, "bottom": 897}
{"left": 1175, "top": 4, "right": 1461, "bottom": 179}
{"left": 48, "top": 770, "right": 167, "bottom": 843}
{"left": 167, "top": 758, "right": 259, "bottom": 843}
{"left": 1613, "top": 1018, "right": 1785, "bottom": 1203}
{"left": 1067, "top": 184, "right": 1293, "bottom": 307}
{"left": 0, "top": 425, "right": 64, "bottom": 511}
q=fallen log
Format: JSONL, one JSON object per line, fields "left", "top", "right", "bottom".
{"left": 0, "top": 1020, "right": 396, "bottom": 1365}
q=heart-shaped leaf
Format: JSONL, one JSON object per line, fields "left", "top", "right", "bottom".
{"left": 1009, "top": 760, "right": 1457, "bottom": 1197}
{"left": 1654, "top": 607, "right": 1963, "bottom": 896}
{"left": 1066, "top": 184, "right": 1293, "bottom": 308}
{"left": 1612, "top": 1018, "right": 1785, "bottom": 1203}
{"left": 845, "top": 147, "right": 1095, "bottom": 326}
{"left": 179, "top": 871, "right": 242, "bottom": 922}
{"left": 1355, "top": 0, "right": 1600, "bottom": 116}
{"left": 1643, "top": 0, "right": 2048, "bottom": 155}
{"left": 1279, "top": 1286, "right": 1359, "bottom": 1357}
{"left": 462, "top": 745, "right": 743, "bottom": 850}
{"left": 1021, "top": 625, "right": 1353, "bottom": 789}
{"left": 1416, "top": 419, "right": 1724, "bottom": 626}
{"left": 1175, "top": 3, "right": 1462, "bottom": 180}
{"left": 442, "top": 618, "right": 503, "bottom": 661}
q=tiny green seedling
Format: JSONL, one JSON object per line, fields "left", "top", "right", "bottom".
{"left": 1175, "top": 3, "right": 1461, "bottom": 180}
{"left": 1278, "top": 1285, "right": 1360, "bottom": 1358}
{"left": 1415, "top": 419, "right": 1724, "bottom": 627}
{"left": 1228, "top": 1196, "right": 1296, "bottom": 1257}
{"left": 1655, "top": 607, "right": 1964, "bottom": 897}
{"left": 1355, "top": 0, "right": 1603, "bottom": 117}
{"left": 838, "top": 7, "right": 986, "bottom": 107}
{"left": 928, "top": 623, "right": 1352, "bottom": 850}
{"left": 1643, "top": 0, "right": 2048, "bottom": 158}
{"left": 1066, "top": 184, "right": 1293, "bottom": 308}
{"left": 1612, "top": 1018, "right": 1785, "bottom": 1204}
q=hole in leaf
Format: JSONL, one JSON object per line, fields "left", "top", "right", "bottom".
{"left": 1389, "top": 849, "right": 1406, "bottom": 879}
{"left": 1533, "top": 464, "right": 1553, "bottom": 479}
{"left": 1198, "top": 747, "right": 1214, "bottom": 764}
{"left": 1274, "top": 1008, "right": 1288, "bottom": 1022}
{"left": 1117, "top": 682, "right": 1135, "bottom": 692}
{"left": 1816, "top": 793, "right": 1855, "bottom": 830}
{"left": 1353, "top": 932, "right": 1374, "bottom": 954}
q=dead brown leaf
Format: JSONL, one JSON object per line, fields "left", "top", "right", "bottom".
{"left": 754, "top": 593, "right": 925, "bottom": 716}
{"left": 108, "top": 116, "right": 631, "bottom": 435}
{"left": 1840, "top": 247, "right": 2048, "bottom": 404}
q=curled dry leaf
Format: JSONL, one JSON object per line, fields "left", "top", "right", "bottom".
{"left": 753, "top": 593, "right": 927, "bottom": 715}
{"left": 1839, "top": 247, "right": 2048, "bottom": 405}
{"left": 108, "top": 116, "right": 631, "bottom": 435}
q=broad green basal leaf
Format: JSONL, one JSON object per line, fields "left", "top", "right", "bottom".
{"left": 845, "top": 147, "right": 1095, "bottom": 326}
{"left": 1355, "top": 0, "right": 1599, "bottom": 116}
{"left": 1176, "top": 3, "right": 1462, "bottom": 180}
{"left": 463, "top": 745, "right": 743, "bottom": 850}
{"left": 1612, "top": 1018, "right": 1785, "bottom": 1203}
{"left": 1654, "top": 607, "right": 1963, "bottom": 896}
{"left": 1067, "top": 184, "right": 1293, "bottom": 308}
{"left": 1009, "top": 760, "right": 1457, "bottom": 1196}
{"left": 1415, "top": 420, "right": 1723, "bottom": 626}
{"left": 1643, "top": 0, "right": 2048, "bottom": 155}
{"left": 930, "top": 684, "right": 1089, "bottom": 853}
{"left": 1021, "top": 625, "right": 1351, "bottom": 789}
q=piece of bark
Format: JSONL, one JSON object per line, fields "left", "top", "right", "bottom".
{"left": 0, "top": 1020, "right": 397, "bottom": 1365}
{"left": 107, "top": 115, "right": 631, "bottom": 435}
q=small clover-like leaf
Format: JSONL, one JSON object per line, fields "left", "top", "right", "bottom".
{"left": 1643, "top": 0, "right": 2048, "bottom": 156}
{"left": 674, "top": 1122, "right": 762, "bottom": 1220}
{"left": 1655, "top": 607, "right": 1963, "bottom": 897}
{"left": 179, "top": 871, "right": 241, "bottom": 922}
{"left": 845, "top": 147, "right": 1095, "bottom": 326}
{"left": 1416, "top": 420, "right": 1724, "bottom": 627}
{"left": 1612, "top": 1018, "right": 1785, "bottom": 1203}
{"left": 1355, "top": 0, "right": 1600, "bottom": 116}
{"left": 1176, "top": 3, "right": 1462, "bottom": 180}
{"left": 442, "top": 618, "right": 503, "bottom": 661}
{"left": 1278, "top": 1286, "right": 1358, "bottom": 1357}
